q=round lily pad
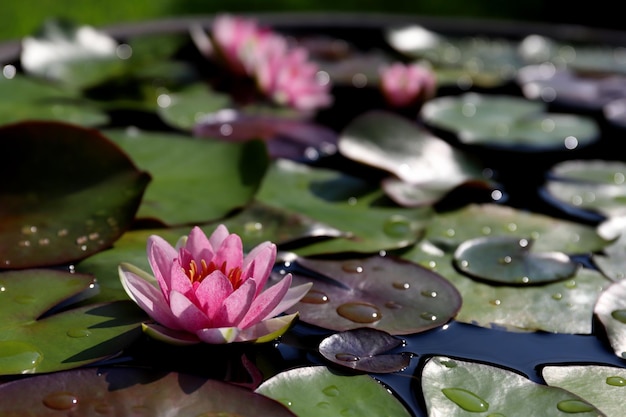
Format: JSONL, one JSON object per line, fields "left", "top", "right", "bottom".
{"left": 453, "top": 235, "right": 579, "bottom": 285}
{"left": 281, "top": 254, "right": 461, "bottom": 335}
{"left": 0, "top": 121, "right": 150, "bottom": 269}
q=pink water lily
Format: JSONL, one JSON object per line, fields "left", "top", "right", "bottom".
{"left": 379, "top": 62, "right": 437, "bottom": 108}
{"left": 119, "top": 225, "right": 312, "bottom": 344}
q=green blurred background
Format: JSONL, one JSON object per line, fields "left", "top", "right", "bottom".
{"left": 0, "top": 0, "right": 620, "bottom": 41}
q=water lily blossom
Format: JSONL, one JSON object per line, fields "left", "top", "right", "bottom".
{"left": 119, "top": 225, "right": 312, "bottom": 344}
{"left": 379, "top": 62, "right": 437, "bottom": 108}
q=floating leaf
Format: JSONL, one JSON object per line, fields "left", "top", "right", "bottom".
{"left": 0, "top": 121, "right": 150, "bottom": 269}
{"left": 103, "top": 128, "right": 268, "bottom": 226}
{"left": 542, "top": 159, "right": 626, "bottom": 220}
{"left": 0, "top": 366, "right": 296, "bottom": 416}
{"left": 594, "top": 279, "right": 626, "bottom": 359}
{"left": 21, "top": 18, "right": 127, "bottom": 89}
{"left": 256, "top": 365, "right": 411, "bottom": 417}
{"left": 256, "top": 159, "right": 433, "bottom": 255}
{"left": 453, "top": 235, "right": 579, "bottom": 285}
{"left": 318, "top": 327, "right": 411, "bottom": 373}
{"left": 0, "top": 75, "right": 108, "bottom": 126}
{"left": 543, "top": 364, "right": 626, "bottom": 417}
{"left": 422, "top": 356, "right": 605, "bottom": 416}
{"left": 282, "top": 254, "right": 461, "bottom": 334}
{"left": 0, "top": 269, "right": 145, "bottom": 374}
{"left": 424, "top": 203, "right": 609, "bottom": 255}
{"left": 402, "top": 240, "right": 608, "bottom": 333}
{"left": 421, "top": 93, "right": 600, "bottom": 151}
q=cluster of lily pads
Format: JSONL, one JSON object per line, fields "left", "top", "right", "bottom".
{"left": 1, "top": 14, "right": 626, "bottom": 416}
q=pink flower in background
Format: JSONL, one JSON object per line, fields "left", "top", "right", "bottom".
{"left": 202, "top": 14, "right": 333, "bottom": 111}
{"left": 379, "top": 62, "right": 437, "bottom": 108}
{"left": 119, "top": 225, "right": 311, "bottom": 344}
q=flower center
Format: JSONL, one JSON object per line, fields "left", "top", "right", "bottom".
{"left": 186, "top": 259, "right": 244, "bottom": 289}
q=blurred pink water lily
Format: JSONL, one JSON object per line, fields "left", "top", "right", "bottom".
{"left": 119, "top": 225, "right": 312, "bottom": 344}
{"left": 379, "top": 62, "right": 437, "bottom": 108}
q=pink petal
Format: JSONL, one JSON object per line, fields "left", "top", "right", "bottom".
{"left": 261, "top": 281, "right": 313, "bottom": 321}
{"left": 169, "top": 290, "right": 211, "bottom": 333}
{"left": 147, "top": 235, "right": 178, "bottom": 294}
{"left": 214, "top": 279, "right": 256, "bottom": 327}
{"left": 208, "top": 224, "right": 230, "bottom": 249}
{"left": 193, "top": 270, "right": 234, "bottom": 319}
{"left": 213, "top": 233, "right": 244, "bottom": 271}
{"left": 118, "top": 265, "right": 182, "bottom": 331}
{"left": 196, "top": 326, "right": 240, "bottom": 344}
{"left": 185, "top": 226, "right": 215, "bottom": 259}
{"left": 242, "top": 241, "right": 276, "bottom": 295}
{"left": 167, "top": 260, "right": 193, "bottom": 298}
{"left": 238, "top": 274, "right": 292, "bottom": 329}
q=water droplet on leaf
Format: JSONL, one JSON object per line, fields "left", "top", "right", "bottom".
{"left": 606, "top": 376, "right": 626, "bottom": 386}
{"left": 336, "top": 302, "right": 381, "bottom": 323}
{"left": 43, "top": 392, "right": 78, "bottom": 410}
{"left": 556, "top": 399, "right": 594, "bottom": 413}
{"left": 0, "top": 340, "right": 43, "bottom": 373}
{"left": 442, "top": 388, "right": 489, "bottom": 412}
{"left": 300, "top": 289, "right": 329, "bottom": 304}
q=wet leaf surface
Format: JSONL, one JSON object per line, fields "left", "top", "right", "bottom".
{"left": 318, "top": 327, "right": 411, "bottom": 373}
{"left": 422, "top": 356, "right": 605, "bottom": 416}
{"left": 594, "top": 279, "right": 626, "bottom": 359}
{"left": 402, "top": 240, "right": 608, "bottom": 333}
{"left": 420, "top": 93, "right": 600, "bottom": 151}
{"left": 0, "top": 121, "right": 150, "bottom": 269}
{"left": 0, "top": 366, "right": 296, "bottom": 416}
{"left": 0, "top": 269, "right": 145, "bottom": 375}
{"left": 256, "top": 159, "right": 433, "bottom": 255}
{"left": 453, "top": 235, "right": 579, "bottom": 285}
{"left": 103, "top": 128, "right": 268, "bottom": 226}
{"left": 543, "top": 364, "right": 626, "bottom": 417}
{"left": 256, "top": 365, "right": 411, "bottom": 417}
{"left": 282, "top": 254, "right": 461, "bottom": 334}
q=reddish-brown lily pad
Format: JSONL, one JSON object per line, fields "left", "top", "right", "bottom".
{"left": 0, "top": 366, "right": 296, "bottom": 416}
{"left": 0, "top": 121, "right": 150, "bottom": 269}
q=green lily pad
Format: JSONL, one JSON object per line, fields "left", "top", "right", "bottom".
{"left": 156, "top": 83, "right": 232, "bottom": 131}
{"left": 594, "top": 279, "right": 626, "bottom": 359}
{"left": 0, "top": 269, "right": 145, "bottom": 375}
{"left": 0, "top": 366, "right": 296, "bottom": 416}
{"left": 256, "top": 365, "right": 411, "bottom": 417}
{"left": 103, "top": 128, "right": 268, "bottom": 226}
{"left": 0, "top": 121, "right": 150, "bottom": 269}
{"left": 420, "top": 93, "right": 600, "bottom": 151}
{"left": 20, "top": 19, "right": 128, "bottom": 89}
{"left": 318, "top": 327, "right": 412, "bottom": 373}
{"left": 422, "top": 356, "right": 605, "bottom": 416}
{"left": 453, "top": 235, "right": 579, "bottom": 285}
{"left": 256, "top": 159, "right": 433, "bottom": 255}
{"left": 424, "top": 203, "right": 610, "bottom": 255}
{"left": 543, "top": 364, "right": 626, "bottom": 417}
{"left": 283, "top": 254, "right": 461, "bottom": 334}
{"left": 0, "top": 75, "right": 108, "bottom": 126}
{"left": 542, "top": 159, "right": 626, "bottom": 220}
{"left": 402, "top": 240, "right": 609, "bottom": 333}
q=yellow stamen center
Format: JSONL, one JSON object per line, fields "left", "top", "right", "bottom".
{"left": 186, "top": 259, "right": 244, "bottom": 289}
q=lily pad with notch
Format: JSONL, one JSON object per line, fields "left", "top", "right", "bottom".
{"left": 318, "top": 327, "right": 412, "bottom": 373}
{"left": 453, "top": 235, "right": 580, "bottom": 285}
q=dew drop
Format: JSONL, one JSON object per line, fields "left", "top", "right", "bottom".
{"left": 564, "top": 280, "right": 577, "bottom": 289}
{"left": 392, "top": 281, "right": 410, "bottom": 290}
{"left": 498, "top": 256, "right": 512, "bottom": 264}
{"left": 244, "top": 221, "right": 263, "bottom": 235}
{"left": 383, "top": 216, "right": 412, "bottom": 237}
{"left": 481, "top": 226, "right": 492, "bottom": 235}
{"left": 43, "top": 392, "right": 78, "bottom": 410}
{"left": 335, "top": 353, "right": 360, "bottom": 362}
{"left": 489, "top": 299, "right": 502, "bottom": 306}
{"left": 445, "top": 228, "right": 456, "bottom": 237}
{"left": 337, "top": 302, "right": 381, "bottom": 323}
{"left": 279, "top": 399, "right": 293, "bottom": 407}
{"left": 323, "top": 385, "right": 340, "bottom": 397}
{"left": 0, "top": 340, "right": 43, "bottom": 373}
{"left": 442, "top": 388, "right": 489, "bottom": 412}
{"left": 506, "top": 223, "right": 517, "bottom": 232}
{"left": 316, "top": 401, "right": 331, "bottom": 409}
{"left": 21, "top": 225, "right": 37, "bottom": 234}
{"left": 428, "top": 260, "right": 437, "bottom": 269}
{"left": 340, "top": 408, "right": 357, "bottom": 416}
{"left": 301, "top": 289, "right": 329, "bottom": 304}
{"left": 421, "top": 290, "right": 438, "bottom": 298}
{"left": 556, "top": 399, "right": 594, "bottom": 413}
{"left": 67, "top": 328, "right": 92, "bottom": 338}
{"left": 420, "top": 312, "right": 438, "bottom": 321}
{"left": 76, "top": 236, "right": 88, "bottom": 245}
{"left": 341, "top": 261, "right": 364, "bottom": 273}
{"left": 552, "top": 293, "right": 563, "bottom": 300}
{"left": 606, "top": 376, "right": 626, "bottom": 386}
{"left": 611, "top": 309, "right": 626, "bottom": 324}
